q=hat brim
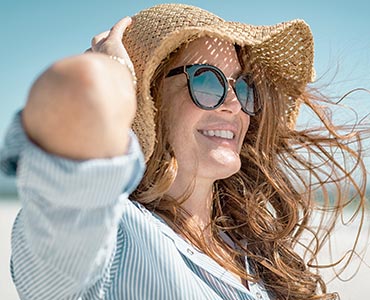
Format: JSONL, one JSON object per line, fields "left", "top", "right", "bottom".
{"left": 123, "top": 4, "right": 315, "bottom": 161}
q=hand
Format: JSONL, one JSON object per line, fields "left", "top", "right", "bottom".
{"left": 87, "top": 17, "right": 135, "bottom": 74}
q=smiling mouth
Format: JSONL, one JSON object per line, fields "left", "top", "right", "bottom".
{"left": 199, "top": 130, "right": 235, "bottom": 140}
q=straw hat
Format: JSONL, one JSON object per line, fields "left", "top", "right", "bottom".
{"left": 122, "top": 3, "right": 315, "bottom": 161}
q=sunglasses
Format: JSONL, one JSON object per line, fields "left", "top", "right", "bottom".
{"left": 166, "top": 64, "right": 260, "bottom": 116}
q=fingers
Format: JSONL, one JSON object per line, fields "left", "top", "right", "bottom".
{"left": 91, "top": 30, "right": 110, "bottom": 48}
{"left": 108, "top": 16, "right": 132, "bottom": 40}
{"left": 90, "top": 17, "right": 132, "bottom": 52}
{"left": 88, "top": 16, "right": 133, "bottom": 59}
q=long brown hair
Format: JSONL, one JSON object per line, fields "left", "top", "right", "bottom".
{"left": 131, "top": 41, "right": 369, "bottom": 300}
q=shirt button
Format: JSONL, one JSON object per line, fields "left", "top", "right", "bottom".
{"left": 187, "top": 248, "right": 194, "bottom": 255}
{"left": 256, "top": 292, "right": 263, "bottom": 299}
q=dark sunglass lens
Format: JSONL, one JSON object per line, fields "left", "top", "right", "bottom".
{"left": 235, "top": 77, "right": 259, "bottom": 115}
{"left": 192, "top": 67, "right": 225, "bottom": 108}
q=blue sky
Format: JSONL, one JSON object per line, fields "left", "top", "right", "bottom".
{"left": 1, "top": 0, "right": 369, "bottom": 164}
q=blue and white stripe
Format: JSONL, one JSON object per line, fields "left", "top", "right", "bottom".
{"left": 1, "top": 112, "right": 270, "bottom": 300}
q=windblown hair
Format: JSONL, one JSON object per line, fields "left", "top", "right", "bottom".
{"left": 131, "top": 42, "right": 369, "bottom": 300}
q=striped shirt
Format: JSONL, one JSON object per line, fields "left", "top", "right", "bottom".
{"left": 1, "top": 112, "right": 272, "bottom": 300}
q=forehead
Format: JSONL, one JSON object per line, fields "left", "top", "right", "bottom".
{"left": 172, "top": 36, "right": 241, "bottom": 75}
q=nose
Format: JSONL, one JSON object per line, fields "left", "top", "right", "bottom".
{"left": 216, "top": 80, "right": 242, "bottom": 114}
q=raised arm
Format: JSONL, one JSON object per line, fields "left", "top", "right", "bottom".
{"left": 22, "top": 17, "right": 136, "bottom": 159}
{"left": 3, "top": 17, "right": 146, "bottom": 300}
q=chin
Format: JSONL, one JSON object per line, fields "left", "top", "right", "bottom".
{"left": 208, "top": 148, "right": 241, "bottom": 176}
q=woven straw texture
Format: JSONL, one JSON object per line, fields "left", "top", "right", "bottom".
{"left": 122, "top": 4, "right": 315, "bottom": 161}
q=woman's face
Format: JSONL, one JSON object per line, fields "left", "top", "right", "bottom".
{"left": 162, "top": 37, "right": 250, "bottom": 183}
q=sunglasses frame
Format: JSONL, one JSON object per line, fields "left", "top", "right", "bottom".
{"left": 166, "top": 64, "right": 259, "bottom": 116}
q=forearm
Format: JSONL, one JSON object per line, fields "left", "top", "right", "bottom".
{"left": 4, "top": 114, "right": 145, "bottom": 298}
{"left": 22, "top": 52, "right": 136, "bottom": 160}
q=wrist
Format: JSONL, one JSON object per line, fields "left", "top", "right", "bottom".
{"left": 109, "top": 55, "right": 137, "bottom": 86}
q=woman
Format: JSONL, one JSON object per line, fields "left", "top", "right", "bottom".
{"left": 1, "top": 4, "right": 367, "bottom": 300}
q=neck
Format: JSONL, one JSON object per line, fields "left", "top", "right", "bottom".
{"left": 167, "top": 175, "right": 214, "bottom": 232}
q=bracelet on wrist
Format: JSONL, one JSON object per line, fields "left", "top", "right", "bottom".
{"left": 109, "top": 55, "right": 137, "bottom": 86}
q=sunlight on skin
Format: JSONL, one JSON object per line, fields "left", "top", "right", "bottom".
{"left": 161, "top": 37, "right": 250, "bottom": 237}
{"left": 177, "top": 38, "right": 246, "bottom": 173}
{"left": 209, "top": 147, "right": 241, "bottom": 168}
{"left": 164, "top": 36, "right": 249, "bottom": 184}
{"left": 178, "top": 38, "right": 239, "bottom": 78}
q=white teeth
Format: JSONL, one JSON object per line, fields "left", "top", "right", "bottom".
{"left": 201, "top": 130, "right": 234, "bottom": 139}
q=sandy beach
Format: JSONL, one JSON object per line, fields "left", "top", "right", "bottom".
{"left": 1, "top": 199, "right": 369, "bottom": 300}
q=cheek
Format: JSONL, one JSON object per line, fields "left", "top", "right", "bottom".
{"left": 162, "top": 81, "right": 205, "bottom": 151}
{"left": 167, "top": 108, "right": 203, "bottom": 162}
{"left": 241, "top": 114, "right": 251, "bottom": 136}
{"left": 165, "top": 103, "right": 190, "bottom": 147}
{"left": 170, "top": 108, "right": 195, "bottom": 142}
